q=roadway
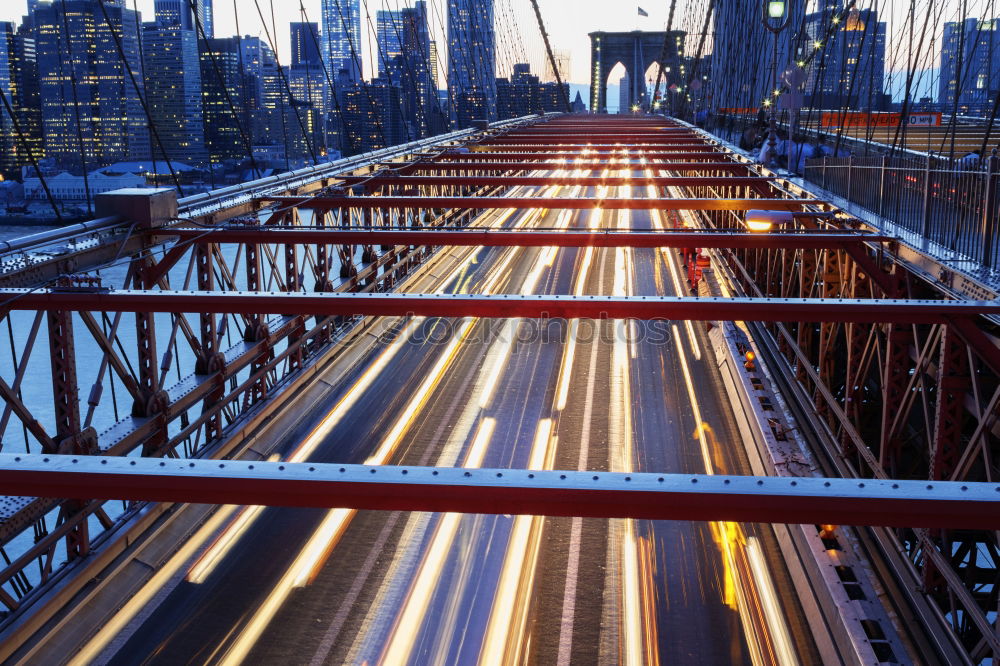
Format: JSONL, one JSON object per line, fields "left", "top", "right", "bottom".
{"left": 74, "top": 163, "right": 819, "bottom": 664}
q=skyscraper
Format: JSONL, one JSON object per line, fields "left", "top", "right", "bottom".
{"left": 940, "top": 18, "right": 1000, "bottom": 114}
{"left": 142, "top": 21, "right": 206, "bottom": 164}
{"left": 321, "top": 0, "right": 361, "bottom": 82}
{"left": 376, "top": 9, "right": 405, "bottom": 79}
{"left": 496, "top": 63, "right": 567, "bottom": 120}
{"left": 153, "top": 0, "right": 212, "bottom": 36}
{"left": 340, "top": 78, "right": 404, "bottom": 154}
{"left": 33, "top": 0, "right": 149, "bottom": 170}
{"left": 803, "top": 5, "right": 887, "bottom": 110}
{"left": 448, "top": 0, "right": 496, "bottom": 126}
{"left": 196, "top": 0, "right": 213, "bottom": 38}
{"left": 429, "top": 41, "right": 439, "bottom": 89}
{"left": 618, "top": 73, "right": 631, "bottom": 113}
{"left": 0, "top": 23, "right": 15, "bottom": 177}
{"left": 377, "top": 1, "right": 437, "bottom": 138}
{"left": 154, "top": 0, "right": 189, "bottom": 29}
{"left": 290, "top": 22, "right": 322, "bottom": 69}
{"left": 200, "top": 37, "right": 251, "bottom": 162}
{"left": 0, "top": 21, "right": 42, "bottom": 178}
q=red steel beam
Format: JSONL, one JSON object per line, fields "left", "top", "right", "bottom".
{"left": 481, "top": 140, "right": 707, "bottom": 144}
{"left": 438, "top": 152, "right": 723, "bottom": 161}
{"left": 404, "top": 161, "right": 749, "bottom": 172}
{"left": 2, "top": 291, "right": 996, "bottom": 324}
{"left": 259, "top": 196, "right": 813, "bottom": 211}
{"left": 2, "top": 455, "right": 999, "bottom": 530}
{"left": 482, "top": 135, "right": 706, "bottom": 142}
{"left": 456, "top": 148, "right": 722, "bottom": 156}
{"left": 165, "top": 228, "right": 891, "bottom": 250}
{"left": 432, "top": 154, "right": 732, "bottom": 163}
{"left": 503, "top": 130, "right": 693, "bottom": 136}
{"left": 340, "top": 175, "right": 771, "bottom": 188}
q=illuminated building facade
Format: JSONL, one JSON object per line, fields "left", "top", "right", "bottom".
{"left": 448, "top": 0, "right": 496, "bottom": 126}
{"left": 803, "top": 5, "right": 887, "bottom": 110}
{"left": 321, "top": 0, "right": 361, "bottom": 82}
{"left": 142, "top": 21, "right": 207, "bottom": 164}
{"left": 940, "top": 18, "right": 1000, "bottom": 114}
{"left": 33, "top": 0, "right": 149, "bottom": 170}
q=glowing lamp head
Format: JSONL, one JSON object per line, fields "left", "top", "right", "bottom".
{"left": 767, "top": 0, "right": 785, "bottom": 18}
{"left": 745, "top": 209, "right": 794, "bottom": 232}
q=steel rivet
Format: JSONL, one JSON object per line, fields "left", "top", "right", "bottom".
{"left": 432, "top": 470, "right": 439, "bottom": 476}
{"left": 248, "top": 465, "right": 254, "bottom": 470}
{"left": 370, "top": 468, "right": 376, "bottom": 474}
{"left": 824, "top": 481, "right": 831, "bottom": 487}
{"left": 339, "top": 467, "right": 346, "bottom": 472}
{"left": 625, "top": 476, "right": 632, "bottom": 481}
{"left": 756, "top": 480, "right": 763, "bottom": 485}
{"left": 691, "top": 478, "right": 698, "bottom": 483}
{"left": 926, "top": 484, "right": 933, "bottom": 490}
{"left": 528, "top": 473, "right": 535, "bottom": 479}
{"left": 593, "top": 475, "right": 599, "bottom": 480}
{"left": 402, "top": 470, "right": 408, "bottom": 475}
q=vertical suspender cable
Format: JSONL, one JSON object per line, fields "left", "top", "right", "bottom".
{"left": 528, "top": 0, "right": 571, "bottom": 112}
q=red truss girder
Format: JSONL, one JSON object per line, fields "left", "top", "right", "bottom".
{"left": 3, "top": 291, "right": 997, "bottom": 324}
{"left": 2, "top": 455, "right": 1000, "bottom": 530}
{"left": 166, "top": 228, "right": 890, "bottom": 250}
{"left": 404, "top": 161, "right": 749, "bottom": 172}
{"left": 260, "top": 196, "right": 813, "bottom": 212}
{"left": 340, "top": 175, "right": 771, "bottom": 188}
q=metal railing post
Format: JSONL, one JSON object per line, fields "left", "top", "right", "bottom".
{"left": 980, "top": 148, "right": 999, "bottom": 269}
{"left": 921, "top": 151, "right": 933, "bottom": 238}
{"left": 822, "top": 156, "right": 827, "bottom": 190}
{"left": 846, "top": 152, "right": 854, "bottom": 201}
{"left": 878, "top": 155, "right": 888, "bottom": 218}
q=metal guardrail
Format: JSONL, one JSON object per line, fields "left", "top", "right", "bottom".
{"left": 804, "top": 152, "right": 1000, "bottom": 269}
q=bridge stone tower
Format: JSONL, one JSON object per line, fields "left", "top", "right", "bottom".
{"left": 589, "top": 30, "right": 683, "bottom": 113}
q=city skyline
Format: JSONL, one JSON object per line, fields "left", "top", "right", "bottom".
{"left": 1, "top": 0, "right": 993, "bottom": 88}
{"left": 0, "top": 0, "right": 674, "bottom": 84}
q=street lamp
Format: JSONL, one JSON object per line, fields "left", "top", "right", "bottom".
{"left": 745, "top": 209, "right": 794, "bottom": 233}
{"left": 761, "top": 0, "right": 792, "bottom": 168}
